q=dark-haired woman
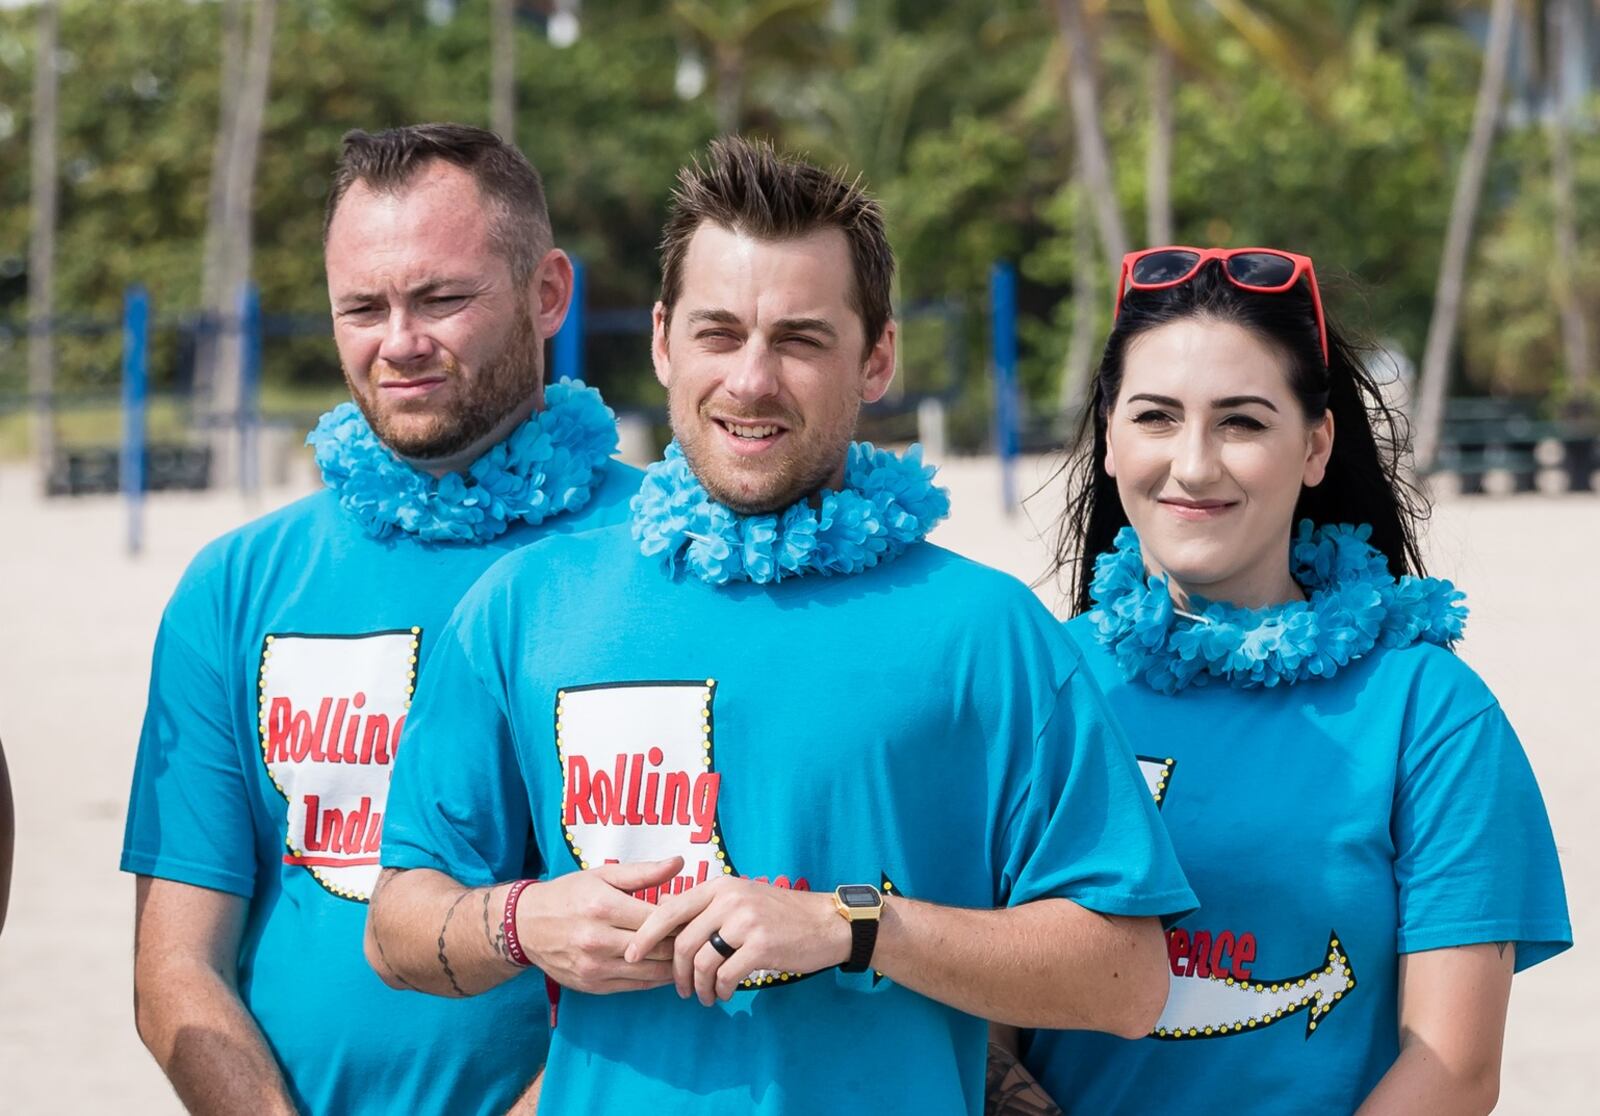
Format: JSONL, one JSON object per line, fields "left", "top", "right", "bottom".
{"left": 0, "top": 735, "right": 11, "bottom": 936}
{"left": 1007, "top": 248, "right": 1571, "bottom": 1115}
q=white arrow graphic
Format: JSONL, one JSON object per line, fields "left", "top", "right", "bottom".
{"left": 1152, "top": 930, "right": 1356, "bottom": 1041}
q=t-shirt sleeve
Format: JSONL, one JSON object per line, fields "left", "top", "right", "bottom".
{"left": 1393, "top": 701, "right": 1572, "bottom": 971}
{"left": 379, "top": 597, "right": 532, "bottom": 888}
{"left": 995, "top": 659, "right": 1197, "bottom": 924}
{"left": 120, "top": 581, "right": 257, "bottom": 898}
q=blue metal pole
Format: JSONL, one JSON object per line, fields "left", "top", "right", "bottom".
{"left": 121, "top": 286, "right": 149, "bottom": 556}
{"left": 989, "top": 261, "right": 1020, "bottom": 512}
{"left": 238, "top": 281, "right": 262, "bottom": 497}
{"left": 552, "top": 256, "right": 586, "bottom": 383}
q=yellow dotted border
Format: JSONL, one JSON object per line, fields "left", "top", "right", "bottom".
{"left": 1137, "top": 755, "right": 1177, "bottom": 809}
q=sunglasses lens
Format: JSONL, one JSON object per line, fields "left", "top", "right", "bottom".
{"left": 1130, "top": 250, "right": 1202, "bottom": 285}
{"left": 1227, "top": 252, "right": 1297, "bottom": 288}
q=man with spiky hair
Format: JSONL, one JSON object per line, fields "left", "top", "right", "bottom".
{"left": 368, "top": 137, "right": 1195, "bottom": 1115}
{"left": 121, "top": 123, "right": 638, "bottom": 1115}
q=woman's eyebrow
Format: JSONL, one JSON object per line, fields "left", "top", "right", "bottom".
{"left": 1213, "top": 395, "right": 1279, "bottom": 411}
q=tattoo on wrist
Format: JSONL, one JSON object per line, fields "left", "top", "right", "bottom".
{"left": 483, "top": 888, "right": 512, "bottom": 965}
{"left": 438, "top": 892, "right": 471, "bottom": 997}
{"left": 985, "top": 1041, "right": 1063, "bottom": 1116}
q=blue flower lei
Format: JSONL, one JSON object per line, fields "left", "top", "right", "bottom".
{"left": 306, "top": 379, "right": 618, "bottom": 543}
{"left": 630, "top": 440, "right": 951, "bottom": 584}
{"left": 1088, "top": 520, "right": 1469, "bottom": 693}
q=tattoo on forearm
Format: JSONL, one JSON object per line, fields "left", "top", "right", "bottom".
{"left": 437, "top": 891, "right": 471, "bottom": 997}
{"left": 985, "top": 1041, "right": 1063, "bottom": 1116}
{"left": 1495, "top": 941, "right": 1509, "bottom": 959}
{"left": 372, "top": 925, "right": 418, "bottom": 992}
{"left": 366, "top": 869, "right": 418, "bottom": 992}
{"left": 482, "top": 887, "right": 512, "bottom": 965}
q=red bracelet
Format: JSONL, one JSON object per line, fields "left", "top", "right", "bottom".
{"left": 502, "top": 879, "right": 536, "bottom": 968}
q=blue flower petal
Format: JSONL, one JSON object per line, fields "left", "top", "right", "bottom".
{"left": 307, "top": 379, "right": 618, "bottom": 544}
{"left": 1087, "top": 521, "right": 1469, "bottom": 692}
{"left": 629, "top": 440, "right": 949, "bottom": 585}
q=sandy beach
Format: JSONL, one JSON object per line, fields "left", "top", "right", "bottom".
{"left": 0, "top": 452, "right": 1592, "bottom": 1114}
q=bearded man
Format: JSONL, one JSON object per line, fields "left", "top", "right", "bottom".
{"left": 121, "top": 123, "right": 636, "bottom": 1115}
{"left": 366, "top": 137, "right": 1196, "bottom": 1115}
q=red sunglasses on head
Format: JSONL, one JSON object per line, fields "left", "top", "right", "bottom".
{"left": 1113, "top": 246, "right": 1329, "bottom": 365}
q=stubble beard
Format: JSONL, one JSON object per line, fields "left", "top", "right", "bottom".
{"left": 345, "top": 305, "right": 543, "bottom": 461}
{"left": 673, "top": 396, "right": 860, "bottom": 515}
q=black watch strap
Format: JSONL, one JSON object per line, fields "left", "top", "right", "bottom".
{"left": 840, "top": 917, "right": 879, "bottom": 973}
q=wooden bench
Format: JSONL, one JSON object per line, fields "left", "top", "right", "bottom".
{"left": 46, "top": 444, "right": 213, "bottom": 496}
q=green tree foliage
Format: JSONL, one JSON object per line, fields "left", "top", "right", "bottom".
{"left": 0, "top": 0, "right": 1591, "bottom": 425}
{"left": 1464, "top": 111, "right": 1600, "bottom": 401}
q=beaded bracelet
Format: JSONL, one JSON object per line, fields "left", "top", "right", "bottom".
{"left": 502, "top": 879, "right": 536, "bottom": 967}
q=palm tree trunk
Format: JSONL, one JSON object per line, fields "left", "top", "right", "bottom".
{"left": 1146, "top": 39, "right": 1174, "bottom": 246}
{"left": 491, "top": 0, "right": 515, "bottom": 140}
{"left": 196, "top": 0, "right": 245, "bottom": 409}
{"left": 1059, "top": 165, "right": 1098, "bottom": 419}
{"left": 714, "top": 48, "right": 743, "bottom": 134}
{"left": 1413, "top": 0, "right": 1516, "bottom": 471}
{"left": 209, "top": 0, "right": 277, "bottom": 485}
{"left": 1548, "top": 0, "right": 1592, "bottom": 411}
{"left": 27, "top": 0, "right": 59, "bottom": 483}
{"left": 1053, "top": 0, "right": 1128, "bottom": 264}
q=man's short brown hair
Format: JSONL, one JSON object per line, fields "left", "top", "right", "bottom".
{"left": 659, "top": 137, "right": 895, "bottom": 350}
{"left": 323, "top": 123, "right": 553, "bottom": 283}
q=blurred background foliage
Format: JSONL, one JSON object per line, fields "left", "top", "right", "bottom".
{"left": 0, "top": 0, "right": 1594, "bottom": 431}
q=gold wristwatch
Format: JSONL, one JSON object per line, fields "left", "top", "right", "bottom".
{"left": 833, "top": 884, "right": 883, "bottom": 973}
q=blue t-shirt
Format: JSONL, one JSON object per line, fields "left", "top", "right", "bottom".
{"left": 381, "top": 525, "right": 1196, "bottom": 1116}
{"left": 1024, "top": 614, "right": 1572, "bottom": 1115}
{"left": 120, "top": 459, "right": 639, "bottom": 1116}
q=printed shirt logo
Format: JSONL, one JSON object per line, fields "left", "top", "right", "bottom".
{"left": 257, "top": 629, "right": 420, "bottom": 901}
{"left": 1154, "top": 928, "right": 1355, "bottom": 1040}
{"left": 1136, "top": 754, "right": 1357, "bottom": 1041}
{"left": 555, "top": 679, "right": 808, "bottom": 988}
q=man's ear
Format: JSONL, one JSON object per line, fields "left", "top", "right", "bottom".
{"left": 530, "top": 249, "right": 575, "bottom": 339}
{"left": 651, "top": 302, "right": 672, "bottom": 390}
{"left": 1303, "top": 410, "right": 1335, "bottom": 488}
{"left": 861, "top": 320, "right": 897, "bottom": 404}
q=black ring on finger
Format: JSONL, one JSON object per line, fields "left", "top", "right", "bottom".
{"left": 708, "top": 930, "right": 736, "bottom": 959}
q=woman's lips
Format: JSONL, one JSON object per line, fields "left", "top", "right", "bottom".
{"left": 1159, "top": 499, "right": 1237, "bottom": 521}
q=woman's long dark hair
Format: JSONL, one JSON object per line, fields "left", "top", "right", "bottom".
{"left": 1053, "top": 262, "right": 1430, "bottom": 616}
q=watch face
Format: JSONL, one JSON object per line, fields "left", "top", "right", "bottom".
{"left": 837, "top": 885, "right": 881, "bottom": 909}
